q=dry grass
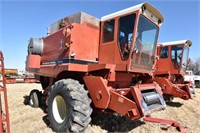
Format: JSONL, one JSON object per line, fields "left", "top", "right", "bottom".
{"left": 5, "top": 83, "right": 200, "bottom": 133}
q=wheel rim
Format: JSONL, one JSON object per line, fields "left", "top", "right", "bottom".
{"left": 29, "top": 93, "right": 34, "bottom": 106}
{"left": 52, "top": 95, "right": 67, "bottom": 123}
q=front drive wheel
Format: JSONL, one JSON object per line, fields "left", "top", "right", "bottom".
{"left": 29, "top": 89, "right": 41, "bottom": 108}
{"left": 48, "top": 79, "right": 92, "bottom": 132}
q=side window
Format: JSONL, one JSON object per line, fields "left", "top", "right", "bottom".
{"left": 102, "top": 20, "right": 115, "bottom": 43}
{"left": 171, "top": 50, "right": 175, "bottom": 59}
{"left": 160, "top": 46, "right": 168, "bottom": 58}
{"left": 171, "top": 45, "right": 183, "bottom": 68}
{"left": 118, "top": 13, "right": 136, "bottom": 60}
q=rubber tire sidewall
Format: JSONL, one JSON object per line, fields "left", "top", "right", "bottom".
{"left": 48, "top": 83, "right": 71, "bottom": 132}
{"left": 29, "top": 89, "right": 40, "bottom": 108}
{"left": 47, "top": 79, "right": 92, "bottom": 132}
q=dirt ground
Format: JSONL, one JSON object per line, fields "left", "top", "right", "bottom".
{"left": 5, "top": 83, "right": 200, "bottom": 133}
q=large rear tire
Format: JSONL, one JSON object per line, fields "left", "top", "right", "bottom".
{"left": 48, "top": 79, "right": 92, "bottom": 132}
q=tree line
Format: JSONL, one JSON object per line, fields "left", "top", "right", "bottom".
{"left": 188, "top": 57, "right": 200, "bottom": 75}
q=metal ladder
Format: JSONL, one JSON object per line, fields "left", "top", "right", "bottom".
{"left": 0, "top": 51, "right": 10, "bottom": 133}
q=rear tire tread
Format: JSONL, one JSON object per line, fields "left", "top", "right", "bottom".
{"left": 48, "top": 79, "right": 92, "bottom": 132}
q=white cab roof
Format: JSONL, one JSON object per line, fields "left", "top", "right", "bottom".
{"left": 159, "top": 40, "right": 192, "bottom": 47}
{"left": 101, "top": 2, "right": 164, "bottom": 24}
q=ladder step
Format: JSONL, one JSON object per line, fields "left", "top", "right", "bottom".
{"left": 2, "top": 117, "right": 7, "bottom": 123}
{"left": 0, "top": 87, "right": 4, "bottom": 91}
{"left": 0, "top": 79, "right": 6, "bottom": 83}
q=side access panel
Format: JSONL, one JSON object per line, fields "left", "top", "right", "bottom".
{"left": 84, "top": 76, "right": 141, "bottom": 120}
{"left": 83, "top": 76, "right": 110, "bottom": 109}
{"left": 108, "top": 91, "right": 141, "bottom": 120}
{"left": 154, "top": 77, "right": 191, "bottom": 100}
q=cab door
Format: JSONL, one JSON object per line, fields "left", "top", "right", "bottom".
{"left": 99, "top": 19, "right": 116, "bottom": 64}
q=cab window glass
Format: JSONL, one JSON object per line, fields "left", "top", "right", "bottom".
{"left": 118, "top": 13, "right": 136, "bottom": 60}
{"left": 171, "top": 45, "right": 183, "bottom": 68}
{"left": 160, "top": 46, "right": 168, "bottom": 58}
{"left": 133, "top": 15, "right": 158, "bottom": 67}
{"left": 102, "top": 20, "right": 115, "bottom": 43}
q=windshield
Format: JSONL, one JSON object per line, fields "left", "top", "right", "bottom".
{"left": 131, "top": 15, "right": 159, "bottom": 71}
{"left": 181, "top": 45, "right": 189, "bottom": 73}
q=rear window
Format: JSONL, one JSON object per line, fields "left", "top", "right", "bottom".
{"left": 102, "top": 19, "right": 115, "bottom": 43}
{"left": 160, "top": 46, "right": 168, "bottom": 58}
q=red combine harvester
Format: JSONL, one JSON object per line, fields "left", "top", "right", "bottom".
{"left": 154, "top": 40, "right": 194, "bottom": 101}
{"left": 25, "top": 3, "right": 185, "bottom": 132}
{"left": 0, "top": 51, "right": 10, "bottom": 133}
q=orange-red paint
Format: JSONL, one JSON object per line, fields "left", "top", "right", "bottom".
{"left": 0, "top": 51, "right": 10, "bottom": 133}
{"left": 153, "top": 41, "right": 192, "bottom": 100}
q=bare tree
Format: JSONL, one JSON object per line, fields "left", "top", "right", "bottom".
{"left": 188, "top": 57, "right": 200, "bottom": 75}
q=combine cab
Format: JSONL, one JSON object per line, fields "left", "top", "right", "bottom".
{"left": 154, "top": 40, "right": 194, "bottom": 100}
{"left": 26, "top": 3, "right": 166, "bottom": 132}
